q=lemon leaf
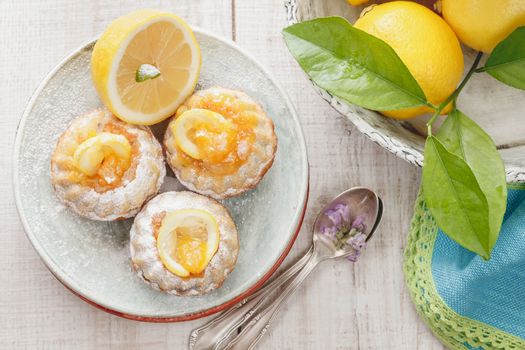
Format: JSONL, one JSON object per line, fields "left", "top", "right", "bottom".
{"left": 436, "top": 109, "right": 507, "bottom": 252}
{"left": 423, "top": 136, "right": 491, "bottom": 260}
{"left": 479, "top": 26, "right": 525, "bottom": 90}
{"left": 135, "top": 63, "right": 161, "bottom": 83}
{"left": 282, "top": 17, "right": 428, "bottom": 111}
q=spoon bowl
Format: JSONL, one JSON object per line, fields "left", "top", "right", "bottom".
{"left": 314, "top": 187, "right": 381, "bottom": 259}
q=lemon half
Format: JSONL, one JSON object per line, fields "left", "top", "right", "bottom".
{"left": 91, "top": 9, "right": 201, "bottom": 125}
{"left": 157, "top": 209, "right": 220, "bottom": 277}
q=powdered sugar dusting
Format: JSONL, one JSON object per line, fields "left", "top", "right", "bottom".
{"left": 164, "top": 87, "right": 277, "bottom": 200}
{"left": 50, "top": 108, "right": 166, "bottom": 220}
{"left": 130, "top": 191, "right": 239, "bottom": 296}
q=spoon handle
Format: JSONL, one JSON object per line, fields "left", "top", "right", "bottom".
{"left": 188, "top": 245, "right": 314, "bottom": 350}
{"left": 223, "top": 244, "right": 324, "bottom": 350}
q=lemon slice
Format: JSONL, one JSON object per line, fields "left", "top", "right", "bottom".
{"left": 172, "top": 108, "right": 236, "bottom": 162}
{"left": 91, "top": 9, "right": 201, "bottom": 125}
{"left": 73, "top": 132, "right": 131, "bottom": 176}
{"left": 157, "top": 209, "right": 220, "bottom": 277}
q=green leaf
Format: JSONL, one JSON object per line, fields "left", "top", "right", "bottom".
{"left": 480, "top": 26, "right": 525, "bottom": 90}
{"left": 136, "top": 63, "right": 161, "bottom": 83}
{"left": 423, "top": 136, "right": 491, "bottom": 259}
{"left": 437, "top": 109, "right": 507, "bottom": 250}
{"left": 282, "top": 17, "right": 428, "bottom": 111}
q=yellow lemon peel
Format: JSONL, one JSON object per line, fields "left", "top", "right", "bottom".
{"left": 355, "top": 1, "right": 464, "bottom": 119}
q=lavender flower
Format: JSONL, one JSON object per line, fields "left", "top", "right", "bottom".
{"left": 346, "top": 250, "right": 361, "bottom": 262}
{"left": 346, "top": 233, "right": 367, "bottom": 262}
{"left": 334, "top": 203, "right": 351, "bottom": 222}
{"left": 325, "top": 208, "right": 343, "bottom": 228}
{"left": 319, "top": 203, "right": 368, "bottom": 262}
{"left": 321, "top": 225, "right": 337, "bottom": 240}
{"left": 347, "top": 232, "right": 367, "bottom": 251}
{"left": 351, "top": 216, "right": 365, "bottom": 232}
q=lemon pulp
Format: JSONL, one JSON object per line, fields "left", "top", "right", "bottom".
{"left": 116, "top": 21, "right": 193, "bottom": 115}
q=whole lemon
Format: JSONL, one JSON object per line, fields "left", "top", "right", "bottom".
{"left": 441, "top": 0, "right": 525, "bottom": 53}
{"left": 347, "top": 0, "right": 369, "bottom": 6}
{"left": 354, "top": 1, "right": 464, "bottom": 119}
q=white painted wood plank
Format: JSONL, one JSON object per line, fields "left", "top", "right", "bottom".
{"left": 0, "top": 1, "right": 230, "bottom": 350}
{"left": 234, "top": 0, "right": 445, "bottom": 349}
{"left": 0, "top": 0, "right": 444, "bottom": 348}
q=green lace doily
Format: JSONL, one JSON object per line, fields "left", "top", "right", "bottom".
{"left": 403, "top": 191, "right": 525, "bottom": 350}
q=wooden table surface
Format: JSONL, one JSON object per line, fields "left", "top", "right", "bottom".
{"left": 1, "top": 0, "right": 445, "bottom": 349}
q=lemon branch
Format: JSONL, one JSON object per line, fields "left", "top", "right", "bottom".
{"left": 426, "top": 51, "right": 484, "bottom": 136}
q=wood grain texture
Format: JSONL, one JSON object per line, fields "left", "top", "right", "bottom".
{"left": 0, "top": 0, "right": 444, "bottom": 349}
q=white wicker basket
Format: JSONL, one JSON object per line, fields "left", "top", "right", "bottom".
{"left": 284, "top": 0, "right": 525, "bottom": 182}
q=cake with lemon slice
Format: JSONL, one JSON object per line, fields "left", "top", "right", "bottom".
{"left": 164, "top": 86, "right": 277, "bottom": 199}
{"left": 50, "top": 108, "right": 165, "bottom": 220}
{"left": 130, "top": 191, "right": 239, "bottom": 295}
{"left": 91, "top": 9, "right": 201, "bottom": 125}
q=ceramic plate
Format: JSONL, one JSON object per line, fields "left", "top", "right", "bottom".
{"left": 13, "top": 29, "right": 309, "bottom": 321}
{"left": 285, "top": 0, "right": 525, "bottom": 181}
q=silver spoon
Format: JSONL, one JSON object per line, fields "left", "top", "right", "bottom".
{"left": 189, "top": 187, "right": 383, "bottom": 350}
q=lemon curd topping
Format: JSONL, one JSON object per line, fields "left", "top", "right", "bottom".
{"left": 174, "top": 227, "right": 208, "bottom": 275}
{"left": 173, "top": 92, "right": 259, "bottom": 176}
{"left": 70, "top": 123, "right": 137, "bottom": 192}
{"left": 155, "top": 209, "right": 220, "bottom": 278}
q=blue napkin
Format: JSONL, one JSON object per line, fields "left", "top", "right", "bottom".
{"left": 404, "top": 185, "right": 525, "bottom": 349}
{"left": 433, "top": 187, "right": 525, "bottom": 340}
